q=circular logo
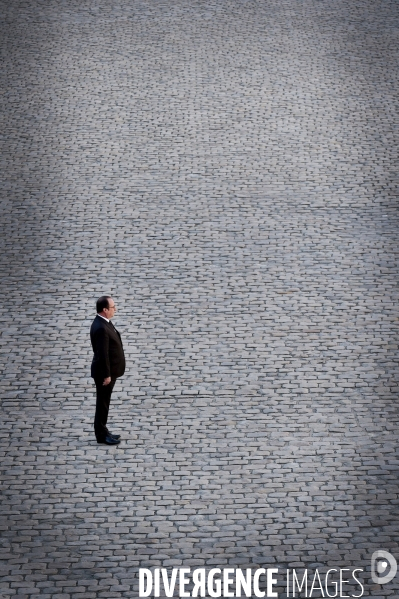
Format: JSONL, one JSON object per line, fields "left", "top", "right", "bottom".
{"left": 371, "top": 551, "right": 397, "bottom": 585}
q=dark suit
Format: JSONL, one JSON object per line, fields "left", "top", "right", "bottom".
{"left": 90, "top": 315, "right": 125, "bottom": 440}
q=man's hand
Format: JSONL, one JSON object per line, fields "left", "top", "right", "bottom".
{"left": 103, "top": 377, "right": 112, "bottom": 386}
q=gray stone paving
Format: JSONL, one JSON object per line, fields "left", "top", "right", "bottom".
{"left": 1, "top": 0, "right": 399, "bottom": 597}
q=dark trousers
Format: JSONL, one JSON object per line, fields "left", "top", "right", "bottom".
{"left": 94, "top": 378, "right": 116, "bottom": 440}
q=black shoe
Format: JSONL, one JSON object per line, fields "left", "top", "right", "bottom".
{"left": 97, "top": 435, "right": 120, "bottom": 445}
{"left": 108, "top": 432, "right": 121, "bottom": 440}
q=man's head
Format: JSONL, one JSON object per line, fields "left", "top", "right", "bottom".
{"left": 96, "top": 295, "right": 116, "bottom": 319}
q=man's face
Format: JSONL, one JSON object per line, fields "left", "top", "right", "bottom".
{"left": 103, "top": 298, "right": 116, "bottom": 319}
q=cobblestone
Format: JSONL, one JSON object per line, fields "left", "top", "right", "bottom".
{"left": 1, "top": 0, "right": 399, "bottom": 597}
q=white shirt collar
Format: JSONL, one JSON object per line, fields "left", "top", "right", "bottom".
{"left": 97, "top": 314, "right": 109, "bottom": 323}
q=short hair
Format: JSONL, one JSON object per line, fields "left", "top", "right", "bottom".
{"left": 96, "top": 295, "right": 111, "bottom": 313}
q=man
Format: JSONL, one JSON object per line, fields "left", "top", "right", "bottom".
{"left": 90, "top": 295, "right": 125, "bottom": 445}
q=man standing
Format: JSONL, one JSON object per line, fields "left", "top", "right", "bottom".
{"left": 90, "top": 296, "right": 125, "bottom": 445}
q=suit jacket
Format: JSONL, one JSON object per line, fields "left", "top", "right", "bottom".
{"left": 90, "top": 315, "right": 125, "bottom": 380}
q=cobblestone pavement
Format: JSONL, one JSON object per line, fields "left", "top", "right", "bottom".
{"left": 1, "top": 0, "right": 399, "bottom": 597}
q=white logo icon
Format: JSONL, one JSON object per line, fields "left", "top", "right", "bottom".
{"left": 371, "top": 550, "right": 397, "bottom": 584}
